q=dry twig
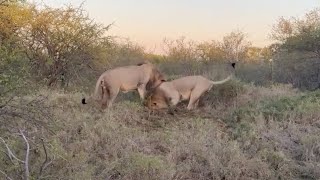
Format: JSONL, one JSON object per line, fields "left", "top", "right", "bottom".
{"left": 19, "top": 129, "right": 30, "bottom": 180}
{"left": 0, "top": 137, "right": 24, "bottom": 163}
{"left": 38, "top": 138, "right": 53, "bottom": 179}
{"left": 0, "top": 169, "right": 13, "bottom": 180}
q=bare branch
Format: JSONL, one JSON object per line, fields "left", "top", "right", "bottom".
{"left": 39, "top": 139, "right": 48, "bottom": 175}
{"left": 19, "top": 130, "right": 30, "bottom": 180}
{"left": 0, "top": 137, "right": 24, "bottom": 163}
{"left": 0, "top": 169, "right": 13, "bottom": 180}
{"left": 38, "top": 138, "right": 53, "bottom": 179}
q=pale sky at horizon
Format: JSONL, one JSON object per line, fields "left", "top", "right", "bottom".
{"left": 32, "top": 0, "right": 319, "bottom": 53}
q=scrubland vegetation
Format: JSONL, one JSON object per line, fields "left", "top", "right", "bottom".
{"left": 0, "top": 1, "right": 319, "bottom": 180}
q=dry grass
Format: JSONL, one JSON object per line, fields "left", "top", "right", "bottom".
{"left": 0, "top": 81, "right": 319, "bottom": 180}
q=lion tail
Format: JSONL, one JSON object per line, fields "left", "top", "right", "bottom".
{"left": 210, "top": 75, "right": 232, "bottom": 85}
{"left": 82, "top": 75, "right": 110, "bottom": 108}
{"left": 93, "top": 75, "right": 105, "bottom": 100}
{"left": 210, "top": 62, "right": 236, "bottom": 85}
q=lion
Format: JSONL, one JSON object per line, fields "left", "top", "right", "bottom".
{"left": 82, "top": 62, "right": 166, "bottom": 109}
{"left": 145, "top": 63, "right": 236, "bottom": 110}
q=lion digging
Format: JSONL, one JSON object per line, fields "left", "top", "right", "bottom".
{"left": 145, "top": 63, "right": 236, "bottom": 110}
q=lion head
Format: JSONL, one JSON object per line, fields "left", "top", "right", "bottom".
{"left": 145, "top": 64, "right": 166, "bottom": 91}
{"left": 144, "top": 87, "right": 170, "bottom": 110}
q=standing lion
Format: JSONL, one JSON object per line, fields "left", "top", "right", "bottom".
{"left": 82, "top": 62, "right": 165, "bottom": 109}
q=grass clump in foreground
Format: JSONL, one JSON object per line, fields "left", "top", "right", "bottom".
{"left": 0, "top": 82, "right": 319, "bottom": 180}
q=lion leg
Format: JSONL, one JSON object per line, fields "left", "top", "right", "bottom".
{"left": 100, "top": 81, "right": 110, "bottom": 109}
{"left": 137, "top": 84, "right": 146, "bottom": 100}
{"left": 101, "top": 100, "right": 108, "bottom": 109}
{"left": 187, "top": 89, "right": 204, "bottom": 110}
{"left": 106, "top": 87, "right": 119, "bottom": 108}
{"left": 194, "top": 99, "right": 200, "bottom": 108}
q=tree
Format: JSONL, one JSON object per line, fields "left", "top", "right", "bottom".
{"left": 272, "top": 8, "right": 320, "bottom": 57}
{"left": 222, "top": 30, "right": 251, "bottom": 61}
{"left": 284, "top": 27, "right": 320, "bottom": 57}
{"left": 18, "top": 4, "right": 113, "bottom": 87}
{"left": 162, "top": 37, "right": 198, "bottom": 61}
{"left": 271, "top": 17, "right": 294, "bottom": 42}
{"left": 0, "top": 0, "right": 32, "bottom": 100}
{"left": 245, "top": 47, "right": 262, "bottom": 62}
{"left": 0, "top": 1, "right": 32, "bottom": 47}
{"left": 271, "top": 8, "right": 320, "bottom": 90}
{"left": 196, "top": 40, "right": 226, "bottom": 62}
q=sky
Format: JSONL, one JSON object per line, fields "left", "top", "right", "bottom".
{"left": 31, "top": 0, "right": 319, "bottom": 53}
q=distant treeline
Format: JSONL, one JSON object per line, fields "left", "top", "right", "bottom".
{"left": 1, "top": 0, "right": 319, "bottom": 95}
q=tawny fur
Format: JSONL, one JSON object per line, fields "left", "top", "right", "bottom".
{"left": 146, "top": 63, "right": 235, "bottom": 110}
{"left": 82, "top": 62, "right": 165, "bottom": 109}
